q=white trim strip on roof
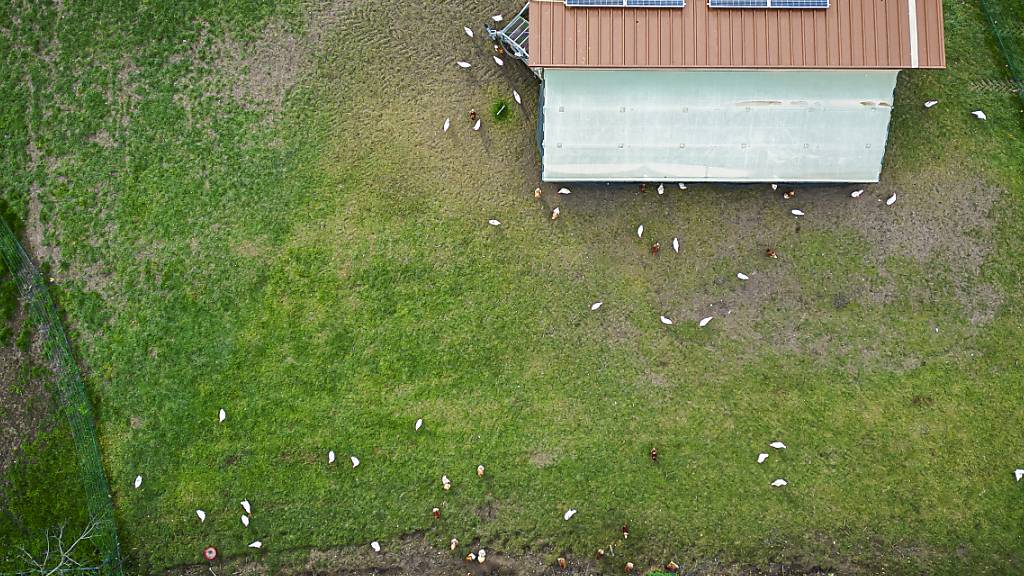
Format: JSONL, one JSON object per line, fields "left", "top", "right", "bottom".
{"left": 908, "top": 0, "right": 920, "bottom": 68}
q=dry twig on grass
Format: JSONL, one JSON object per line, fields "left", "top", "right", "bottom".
{"left": 17, "top": 516, "right": 102, "bottom": 576}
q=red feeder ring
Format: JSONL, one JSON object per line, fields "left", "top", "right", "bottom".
{"left": 203, "top": 546, "right": 218, "bottom": 561}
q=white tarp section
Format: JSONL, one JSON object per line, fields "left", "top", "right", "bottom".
{"left": 540, "top": 69, "right": 899, "bottom": 183}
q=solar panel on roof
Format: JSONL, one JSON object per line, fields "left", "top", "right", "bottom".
{"left": 707, "top": 0, "right": 768, "bottom": 6}
{"left": 625, "top": 0, "right": 686, "bottom": 6}
{"left": 564, "top": 0, "right": 626, "bottom": 6}
{"left": 768, "top": 0, "right": 829, "bottom": 6}
{"left": 708, "top": 0, "right": 827, "bottom": 7}
{"left": 564, "top": 0, "right": 686, "bottom": 6}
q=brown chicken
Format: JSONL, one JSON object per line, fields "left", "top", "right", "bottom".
{"left": 639, "top": 183, "right": 647, "bottom": 194}
{"left": 650, "top": 242, "right": 661, "bottom": 255}
{"left": 783, "top": 190, "right": 795, "bottom": 199}
{"left": 625, "top": 562, "right": 635, "bottom": 574}
{"left": 469, "top": 109, "right": 478, "bottom": 122}
{"left": 666, "top": 561, "right": 680, "bottom": 572}
{"left": 557, "top": 557, "right": 567, "bottom": 569}
{"left": 766, "top": 248, "right": 778, "bottom": 259}
{"left": 432, "top": 507, "right": 441, "bottom": 519}
{"left": 650, "top": 447, "right": 658, "bottom": 462}
{"left": 596, "top": 549, "right": 605, "bottom": 560}
{"left": 622, "top": 524, "right": 630, "bottom": 539}
{"left": 534, "top": 187, "right": 542, "bottom": 201}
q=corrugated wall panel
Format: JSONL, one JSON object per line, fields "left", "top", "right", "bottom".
{"left": 540, "top": 68, "right": 900, "bottom": 182}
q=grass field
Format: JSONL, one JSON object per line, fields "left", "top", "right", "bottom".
{"left": 0, "top": 248, "right": 101, "bottom": 571}
{"left": 2, "top": 0, "right": 1024, "bottom": 574}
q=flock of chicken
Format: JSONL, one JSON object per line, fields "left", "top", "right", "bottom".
{"left": 129, "top": 406, "right": 798, "bottom": 571}
{"left": 122, "top": 13, "right": 1007, "bottom": 574}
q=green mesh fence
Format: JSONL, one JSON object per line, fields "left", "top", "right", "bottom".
{"left": 0, "top": 218, "right": 123, "bottom": 576}
{"left": 979, "top": 0, "right": 1024, "bottom": 108}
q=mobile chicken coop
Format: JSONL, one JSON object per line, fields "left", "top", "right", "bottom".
{"left": 489, "top": 0, "right": 946, "bottom": 183}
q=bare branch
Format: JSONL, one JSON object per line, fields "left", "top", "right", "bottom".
{"left": 16, "top": 516, "right": 103, "bottom": 576}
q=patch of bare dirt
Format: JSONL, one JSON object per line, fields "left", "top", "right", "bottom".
{"left": 528, "top": 452, "right": 556, "bottom": 468}
{"left": 232, "top": 237, "right": 267, "bottom": 258}
{"left": 170, "top": 534, "right": 576, "bottom": 576}
{"left": 164, "top": 533, "right": 872, "bottom": 576}
{"left": 211, "top": 20, "right": 308, "bottom": 113}
{"left": 0, "top": 304, "right": 53, "bottom": 477}
{"left": 25, "top": 183, "right": 61, "bottom": 269}
{"left": 474, "top": 499, "right": 500, "bottom": 522}
{"left": 174, "top": 0, "right": 358, "bottom": 121}
{"left": 86, "top": 129, "right": 115, "bottom": 148}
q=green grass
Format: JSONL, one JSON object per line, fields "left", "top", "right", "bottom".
{"left": 0, "top": 422, "right": 102, "bottom": 572}
{"left": 490, "top": 96, "right": 515, "bottom": 123}
{"left": 1, "top": 0, "right": 1023, "bottom": 574}
{"left": 0, "top": 292, "right": 99, "bottom": 571}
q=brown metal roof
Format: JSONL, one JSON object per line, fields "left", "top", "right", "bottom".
{"left": 527, "top": 0, "right": 944, "bottom": 69}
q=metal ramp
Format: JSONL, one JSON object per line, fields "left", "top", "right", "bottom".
{"left": 488, "top": 4, "right": 537, "bottom": 76}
